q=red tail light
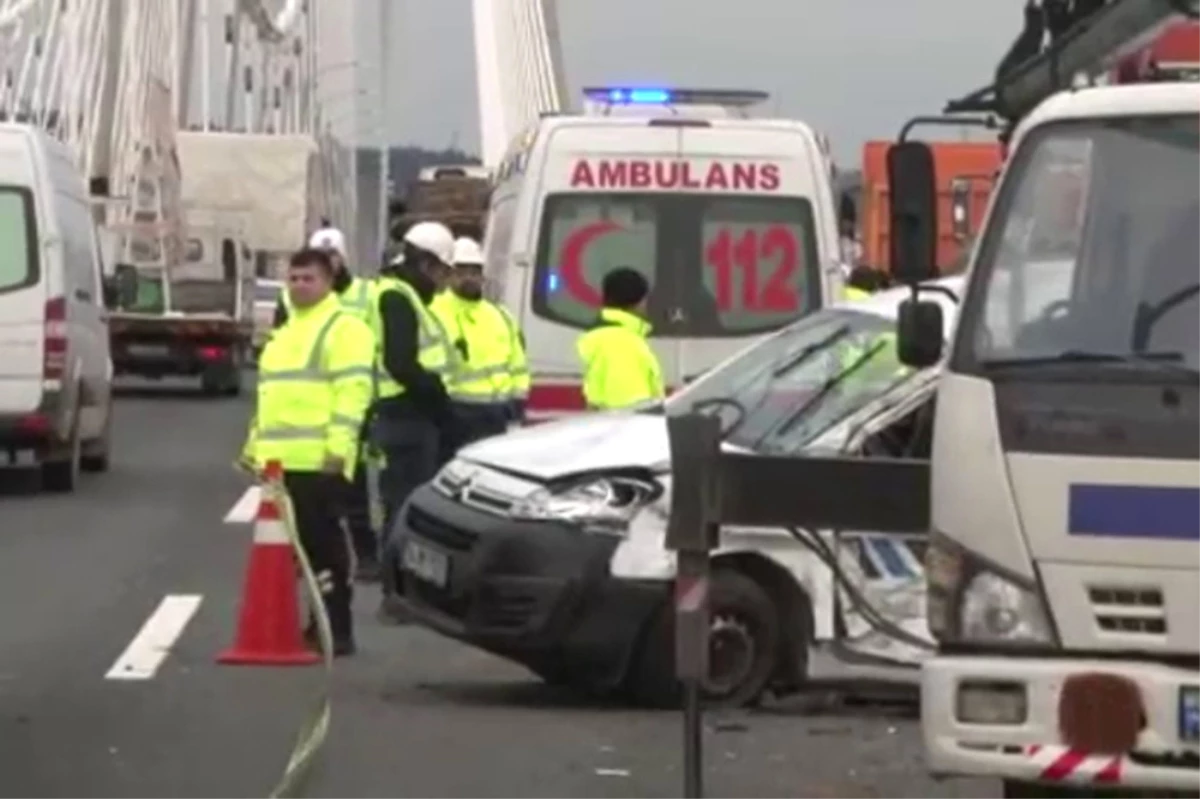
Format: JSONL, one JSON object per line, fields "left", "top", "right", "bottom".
{"left": 43, "top": 296, "right": 67, "bottom": 380}
{"left": 198, "top": 345, "right": 226, "bottom": 361}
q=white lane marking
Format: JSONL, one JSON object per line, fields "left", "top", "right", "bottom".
{"left": 105, "top": 594, "right": 203, "bottom": 680}
{"left": 224, "top": 486, "right": 260, "bottom": 524}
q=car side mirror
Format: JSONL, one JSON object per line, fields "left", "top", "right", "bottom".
{"left": 887, "top": 141, "right": 938, "bottom": 283}
{"left": 897, "top": 298, "right": 944, "bottom": 368}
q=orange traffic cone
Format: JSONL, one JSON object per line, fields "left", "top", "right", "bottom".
{"left": 218, "top": 460, "right": 320, "bottom": 666}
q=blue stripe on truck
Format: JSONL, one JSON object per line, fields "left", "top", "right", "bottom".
{"left": 1068, "top": 484, "right": 1200, "bottom": 541}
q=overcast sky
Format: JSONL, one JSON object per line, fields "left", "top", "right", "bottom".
{"left": 356, "top": 0, "right": 1023, "bottom": 164}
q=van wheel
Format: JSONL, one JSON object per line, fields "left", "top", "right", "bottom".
{"left": 42, "top": 414, "right": 82, "bottom": 493}
{"left": 627, "top": 569, "right": 780, "bottom": 709}
{"left": 221, "top": 366, "right": 242, "bottom": 397}
{"left": 81, "top": 400, "right": 113, "bottom": 473}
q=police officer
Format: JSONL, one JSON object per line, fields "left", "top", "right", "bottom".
{"left": 275, "top": 225, "right": 381, "bottom": 582}
{"left": 577, "top": 268, "right": 664, "bottom": 410}
{"left": 246, "top": 248, "right": 374, "bottom": 656}
{"left": 371, "top": 221, "right": 456, "bottom": 539}
{"left": 431, "top": 237, "right": 528, "bottom": 462}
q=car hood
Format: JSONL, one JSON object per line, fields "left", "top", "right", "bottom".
{"left": 459, "top": 412, "right": 673, "bottom": 480}
{"left": 457, "top": 407, "right": 861, "bottom": 482}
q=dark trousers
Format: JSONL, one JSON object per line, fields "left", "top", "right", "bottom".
{"left": 283, "top": 471, "right": 354, "bottom": 643}
{"left": 373, "top": 412, "right": 440, "bottom": 546}
{"left": 344, "top": 453, "right": 377, "bottom": 563}
{"left": 438, "top": 402, "right": 510, "bottom": 466}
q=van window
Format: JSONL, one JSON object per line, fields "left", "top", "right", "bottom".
{"left": 532, "top": 192, "right": 820, "bottom": 337}
{"left": 0, "top": 187, "right": 37, "bottom": 293}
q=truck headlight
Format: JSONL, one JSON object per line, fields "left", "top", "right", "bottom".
{"left": 509, "top": 477, "right": 658, "bottom": 531}
{"left": 926, "top": 533, "right": 1056, "bottom": 647}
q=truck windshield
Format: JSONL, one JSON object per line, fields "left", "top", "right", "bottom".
{"left": 962, "top": 114, "right": 1199, "bottom": 376}
{"left": 532, "top": 193, "right": 821, "bottom": 337}
{"left": 665, "top": 308, "right": 914, "bottom": 452}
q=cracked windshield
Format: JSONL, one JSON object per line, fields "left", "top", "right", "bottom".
{"left": 664, "top": 307, "right": 916, "bottom": 452}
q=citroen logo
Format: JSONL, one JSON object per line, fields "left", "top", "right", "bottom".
{"left": 670, "top": 307, "right": 685, "bottom": 322}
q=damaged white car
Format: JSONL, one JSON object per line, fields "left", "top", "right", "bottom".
{"left": 384, "top": 277, "right": 963, "bottom": 706}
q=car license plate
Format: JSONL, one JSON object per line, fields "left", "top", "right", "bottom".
{"left": 1180, "top": 685, "right": 1199, "bottom": 742}
{"left": 403, "top": 540, "right": 449, "bottom": 587}
{"left": 127, "top": 343, "right": 169, "bottom": 357}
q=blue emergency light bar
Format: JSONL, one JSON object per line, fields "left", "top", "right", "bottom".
{"left": 582, "top": 86, "right": 770, "bottom": 108}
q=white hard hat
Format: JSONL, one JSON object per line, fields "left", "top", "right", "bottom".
{"left": 452, "top": 237, "right": 484, "bottom": 267}
{"left": 309, "top": 227, "right": 347, "bottom": 257}
{"left": 402, "top": 221, "right": 455, "bottom": 265}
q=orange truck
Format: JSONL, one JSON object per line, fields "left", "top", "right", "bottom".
{"left": 859, "top": 140, "right": 1002, "bottom": 274}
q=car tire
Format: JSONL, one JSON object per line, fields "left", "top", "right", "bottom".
{"left": 42, "top": 412, "right": 82, "bottom": 493}
{"left": 81, "top": 400, "right": 113, "bottom": 473}
{"left": 627, "top": 568, "right": 781, "bottom": 709}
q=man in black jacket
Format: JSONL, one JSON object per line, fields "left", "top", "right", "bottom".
{"left": 371, "top": 221, "right": 456, "bottom": 541}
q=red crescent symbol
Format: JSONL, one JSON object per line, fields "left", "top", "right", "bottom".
{"left": 559, "top": 220, "right": 622, "bottom": 307}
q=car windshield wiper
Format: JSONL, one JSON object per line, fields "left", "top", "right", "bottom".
{"left": 768, "top": 338, "right": 890, "bottom": 443}
{"left": 982, "top": 350, "right": 1197, "bottom": 375}
{"left": 770, "top": 325, "right": 852, "bottom": 378}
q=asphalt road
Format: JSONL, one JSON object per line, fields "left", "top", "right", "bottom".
{"left": 0, "top": 378, "right": 998, "bottom": 798}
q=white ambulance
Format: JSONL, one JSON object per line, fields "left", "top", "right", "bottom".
{"left": 482, "top": 87, "right": 846, "bottom": 421}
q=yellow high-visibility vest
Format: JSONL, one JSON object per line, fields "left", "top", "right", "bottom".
{"left": 576, "top": 308, "right": 664, "bottom": 410}
{"left": 373, "top": 278, "right": 454, "bottom": 400}
{"left": 245, "top": 293, "right": 374, "bottom": 480}
{"left": 431, "top": 292, "right": 528, "bottom": 405}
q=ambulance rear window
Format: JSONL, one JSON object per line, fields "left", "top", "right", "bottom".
{"left": 532, "top": 193, "right": 820, "bottom": 336}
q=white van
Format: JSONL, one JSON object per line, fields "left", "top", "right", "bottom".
{"left": 386, "top": 277, "right": 963, "bottom": 706}
{"left": 484, "top": 87, "right": 846, "bottom": 421}
{"left": 0, "top": 124, "right": 113, "bottom": 491}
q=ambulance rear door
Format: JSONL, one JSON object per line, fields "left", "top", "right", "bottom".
{"left": 670, "top": 122, "right": 837, "bottom": 385}
{"left": 526, "top": 122, "right": 685, "bottom": 402}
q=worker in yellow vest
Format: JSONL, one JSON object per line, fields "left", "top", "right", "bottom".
{"left": 577, "top": 268, "right": 665, "bottom": 410}
{"left": 245, "top": 247, "right": 374, "bottom": 657}
{"left": 431, "top": 237, "right": 528, "bottom": 462}
{"left": 274, "top": 224, "right": 381, "bottom": 583}
{"left": 369, "top": 221, "right": 457, "bottom": 539}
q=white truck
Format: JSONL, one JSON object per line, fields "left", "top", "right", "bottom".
{"left": 890, "top": 78, "right": 1198, "bottom": 799}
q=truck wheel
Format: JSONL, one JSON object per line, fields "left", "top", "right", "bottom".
{"left": 81, "top": 400, "right": 113, "bottom": 473}
{"left": 221, "top": 367, "right": 242, "bottom": 397}
{"left": 627, "top": 569, "right": 781, "bottom": 709}
{"left": 42, "top": 413, "right": 82, "bottom": 493}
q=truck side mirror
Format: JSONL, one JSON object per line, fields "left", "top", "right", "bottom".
{"left": 896, "top": 298, "right": 944, "bottom": 368}
{"left": 887, "top": 141, "right": 938, "bottom": 283}
{"left": 113, "top": 263, "right": 139, "bottom": 307}
{"left": 102, "top": 277, "right": 118, "bottom": 308}
{"left": 838, "top": 191, "right": 857, "bottom": 235}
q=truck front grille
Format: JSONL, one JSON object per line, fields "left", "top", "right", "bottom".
{"left": 1088, "top": 585, "right": 1167, "bottom": 636}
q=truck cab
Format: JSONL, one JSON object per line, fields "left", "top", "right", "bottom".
{"left": 895, "top": 82, "right": 1198, "bottom": 798}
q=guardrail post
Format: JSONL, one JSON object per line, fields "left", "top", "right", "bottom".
{"left": 665, "top": 413, "right": 723, "bottom": 799}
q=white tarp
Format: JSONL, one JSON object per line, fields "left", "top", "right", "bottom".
{"left": 176, "top": 132, "right": 317, "bottom": 253}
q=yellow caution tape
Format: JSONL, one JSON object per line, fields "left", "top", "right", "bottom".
{"left": 264, "top": 471, "right": 333, "bottom": 799}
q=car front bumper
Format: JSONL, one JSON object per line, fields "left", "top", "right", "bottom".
{"left": 383, "top": 483, "right": 664, "bottom": 688}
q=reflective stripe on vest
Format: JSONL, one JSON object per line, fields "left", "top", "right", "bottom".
{"left": 374, "top": 280, "right": 454, "bottom": 400}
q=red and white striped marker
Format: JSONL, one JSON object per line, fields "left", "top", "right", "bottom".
{"left": 1027, "top": 744, "right": 1123, "bottom": 784}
